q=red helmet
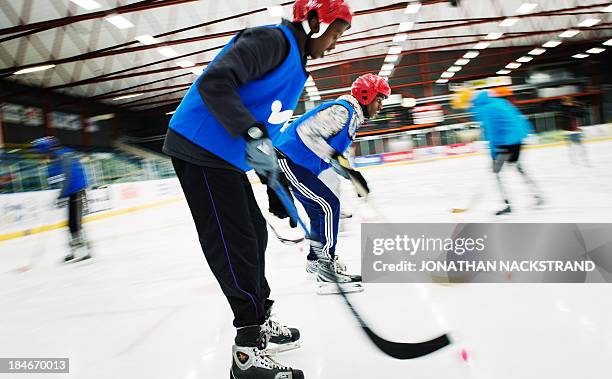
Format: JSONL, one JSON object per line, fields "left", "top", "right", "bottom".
{"left": 351, "top": 74, "right": 391, "bottom": 105}
{"left": 293, "top": 0, "right": 352, "bottom": 26}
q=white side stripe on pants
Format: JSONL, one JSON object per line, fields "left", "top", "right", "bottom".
{"left": 278, "top": 159, "right": 334, "bottom": 259}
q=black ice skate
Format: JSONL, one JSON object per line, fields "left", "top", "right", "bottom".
{"left": 316, "top": 256, "right": 363, "bottom": 295}
{"left": 263, "top": 302, "right": 300, "bottom": 354}
{"left": 230, "top": 344, "right": 304, "bottom": 379}
{"left": 495, "top": 205, "right": 512, "bottom": 216}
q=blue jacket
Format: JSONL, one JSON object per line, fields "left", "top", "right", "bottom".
{"left": 471, "top": 91, "right": 532, "bottom": 151}
{"left": 276, "top": 100, "right": 355, "bottom": 176}
{"left": 168, "top": 24, "right": 307, "bottom": 171}
{"left": 49, "top": 147, "right": 88, "bottom": 197}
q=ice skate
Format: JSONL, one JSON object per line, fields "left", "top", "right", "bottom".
{"left": 495, "top": 205, "right": 512, "bottom": 216}
{"left": 316, "top": 256, "right": 363, "bottom": 295}
{"left": 66, "top": 233, "right": 92, "bottom": 263}
{"left": 262, "top": 302, "right": 301, "bottom": 354}
{"left": 230, "top": 344, "right": 304, "bottom": 379}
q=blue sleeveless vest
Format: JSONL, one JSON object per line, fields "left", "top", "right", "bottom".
{"left": 168, "top": 24, "right": 307, "bottom": 171}
{"left": 276, "top": 100, "right": 355, "bottom": 176}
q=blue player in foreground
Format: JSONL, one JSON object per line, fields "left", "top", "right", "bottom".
{"left": 163, "top": 1, "right": 353, "bottom": 377}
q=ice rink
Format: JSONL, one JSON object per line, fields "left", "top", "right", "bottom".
{"left": 1, "top": 140, "right": 612, "bottom": 379}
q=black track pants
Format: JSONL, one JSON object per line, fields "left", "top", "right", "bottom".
{"left": 172, "top": 157, "right": 270, "bottom": 328}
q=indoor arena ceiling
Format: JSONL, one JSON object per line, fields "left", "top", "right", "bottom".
{"left": 1, "top": 0, "right": 611, "bottom": 111}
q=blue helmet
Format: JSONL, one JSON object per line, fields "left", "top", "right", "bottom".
{"left": 31, "top": 136, "right": 60, "bottom": 153}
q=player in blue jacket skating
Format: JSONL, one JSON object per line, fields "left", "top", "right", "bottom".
{"left": 275, "top": 74, "right": 390, "bottom": 294}
{"left": 31, "top": 136, "right": 91, "bottom": 262}
{"left": 452, "top": 88, "right": 543, "bottom": 215}
{"left": 162, "top": 1, "right": 352, "bottom": 377}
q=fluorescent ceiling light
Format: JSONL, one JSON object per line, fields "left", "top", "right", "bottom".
{"left": 455, "top": 59, "right": 470, "bottom": 65}
{"left": 105, "top": 14, "right": 134, "bottom": 29}
{"left": 384, "top": 55, "right": 399, "bottom": 63}
{"left": 436, "top": 79, "right": 449, "bottom": 84}
{"left": 191, "top": 66, "right": 204, "bottom": 76}
{"left": 379, "top": 70, "right": 392, "bottom": 77}
{"left": 405, "top": 2, "right": 422, "bottom": 14}
{"left": 135, "top": 34, "right": 159, "bottom": 45}
{"left": 506, "top": 62, "right": 522, "bottom": 69}
{"left": 393, "top": 34, "right": 408, "bottom": 42}
{"left": 497, "top": 69, "right": 511, "bottom": 75}
{"left": 586, "top": 47, "right": 605, "bottom": 54}
{"left": 13, "top": 64, "right": 56, "bottom": 75}
{"left": 398, "top": 22, "right": 414, "bottom": 32}
{"left": 447, "top": 66, "right": 462, "bottom": 72}
{"left": 267, "top": 5, "right": 284, "bottom": 17}
{"left": 440, "top": 72, "right": 455, "bottom": 78}
{"left": 388, "top": 46, "right": 403, "bottom": 55}
{"left": 516, "top": 3, "right": 538, "bottom": 14}
{"left": 499, "top": 17, "right": 519, "bottom": 27}
{"left": 473, "top": 42, "right": 490, "bottom": 50}
{"left": 112, "top": 93, "right": 143, "bottom": 101}
{"left": 176, "top": 60, "right": 194, "bottom": 68}
{"left": 516, "top": 56, "right": 533, "bottom": 63}
{"left": 603, "top": 5, "right": 612, "bottom": 12}
{"left": 69, "top": 0, "right": 101, "bottom": 10}
{"left": 578, "top": 18, "right": 600, "bottom": 28}
{"left": 529, "top": 48, "right": 546, "bottom": 55}
{"left": 157, "top": 47, "right": 178, "bottom": 58}
{"left": 310, "top": 96, "right": 321, "bottom": 101}
{"left": 572, "top": 54, "right": 589, "bottom": 59}
{"left": 604, "top": 39, "right": 612, "bottom": 46}
{"left": 559, "top": 30, "right": 580, "bottom": 38}
{"left": 485, "top": 32, "right": 503, "bottom": 40}
{"left": 381, "top": 63, "right": 395, "bottom": 71}
{"left": 165, "top": 110, "right": 176, "bottom": 115}
{"left": 463, "top": 51, "right": 480, "bottom": 59}
{"left": 543, "top": 40, "right": 562, "bottom": 48}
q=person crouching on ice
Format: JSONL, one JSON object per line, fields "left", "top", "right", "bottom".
{"left": 275, "top": 74, "right": 390, "bottom": 293}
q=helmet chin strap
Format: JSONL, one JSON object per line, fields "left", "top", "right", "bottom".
{"left": 361, "top": 103, "right": 370, "bottom": 119}
{"left": 301, "top": 20, "right": 329, "bottom": 39}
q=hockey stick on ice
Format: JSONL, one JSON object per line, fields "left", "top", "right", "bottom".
{"left": 335, "top": 283, "right": 452, "bottom": 359}
{"left": 272, "top": 181, "right": 451, "bottom": 359}
{"left": 266, "top": 220, "right": 306, "bottom": 245}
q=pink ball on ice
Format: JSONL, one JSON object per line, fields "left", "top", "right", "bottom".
{"left": 460, "top": 349, "right": 469, "bottom": 362}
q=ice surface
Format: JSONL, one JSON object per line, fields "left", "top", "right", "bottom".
{"left": 1, "top": 141, "right": 611, "bottom": 378}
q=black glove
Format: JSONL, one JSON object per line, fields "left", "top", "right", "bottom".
{"left": 245, "top": 123, "right": 279, "bottom": 186}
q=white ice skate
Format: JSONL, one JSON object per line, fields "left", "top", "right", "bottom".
{"left": 315, "top": 256, "right": 364, "bottom": 295}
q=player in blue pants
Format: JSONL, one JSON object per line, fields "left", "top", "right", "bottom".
{"left": 275, "top": 74, "right": 390, "bottom": 293}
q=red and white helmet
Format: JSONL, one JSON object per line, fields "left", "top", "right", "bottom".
{"left": 293, "top": 0, "right": 352, "bottom": 26}
{"left": 351, "top": 74, "right": 391, "bottom": 105}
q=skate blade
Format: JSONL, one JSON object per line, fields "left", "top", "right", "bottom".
{"left": 317, "top": 283, "right": 364, "bottom": 295}
{"left": 264, "top": 341, "right": 301, "bottom": 354}
{"left": 277, "top": 236, "right": 306, "bottom": 245}
{"left": 66, "top": 255, "right": 93, "bottom": 264}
